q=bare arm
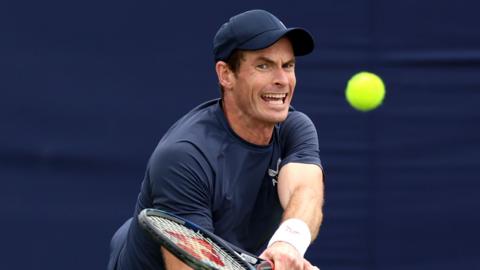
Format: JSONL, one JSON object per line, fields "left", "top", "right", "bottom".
{"left": 261, "top": 162, "right": 323, "bottom": 270}
{"left": 161, "top": 248, "right": 193, "bottom": 270}
{"left": 277, "top": 162, "right": 324, "bottom": 239}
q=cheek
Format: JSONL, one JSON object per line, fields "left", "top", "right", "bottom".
{"left": 243, "top": 74, "right": 263, "bottom": 97}
{"left": 290, "top": 75, "right": 296, "bottom": 92}
{"left": 234, "top": 77, "right": 257, "bottom": 106}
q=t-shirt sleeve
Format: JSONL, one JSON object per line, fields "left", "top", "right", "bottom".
{"left": 147, "top": 141, "right": 214, "bottom": 232}
{"left": 279, "top": 111, "right": 322, "bottom": 169}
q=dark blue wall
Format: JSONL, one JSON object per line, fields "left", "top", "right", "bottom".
{"left": 1, "top": 1, "right": 480, "bottom": 269}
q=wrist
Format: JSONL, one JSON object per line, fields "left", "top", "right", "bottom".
{"left": 267, "top": 218, "right": 312, "bottom": 256}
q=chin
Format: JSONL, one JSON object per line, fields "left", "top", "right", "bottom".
{"left": 266, "top": 112, "right": 288, "bottom": 124}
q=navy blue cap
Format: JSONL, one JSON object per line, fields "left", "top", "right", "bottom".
{"left": 213, "top": 10, "right": 315, "bottom": 62}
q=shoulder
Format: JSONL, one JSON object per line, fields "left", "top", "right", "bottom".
{"left": 149, "top": 141, "right": 210, "bottom": 175}
{"left": 276, "top": 109, "right": 321, "bottom": 166}
{"left": 157, "top": 99, "right": 226, "bottom": 155}
{"left": 147, "top": 141, "right": 213, "bottom": 198}
{"left": 285, "top": 109, "right": 315, "bottom": 126}
{"left": 163, "top": 99, "right": 224, "bottom": 137}
{"left": 166, "top": 99, "right": 221, "bottom": 134}
{"left": 279, "top": 110, "right": 318, "bottom": 138}
{"left": 150, "top": 141, "right": 202, "bottom": 163}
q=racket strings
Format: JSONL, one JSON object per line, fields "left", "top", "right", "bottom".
{"left": 149, "top": 216, "right": 247, "bottom": 270}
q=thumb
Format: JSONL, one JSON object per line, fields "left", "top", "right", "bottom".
{"left": 259, "top": 249, "right": 269, "bottom": 259}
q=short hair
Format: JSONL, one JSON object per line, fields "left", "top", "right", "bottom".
{"left": 225, "top": 50, "right": 244, "bottom": 73}
{"left": 219, "top": 50, "right": 245, "bottom": 96}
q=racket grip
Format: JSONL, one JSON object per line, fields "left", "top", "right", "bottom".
{"left": 256, "top": 260, "right": 274, "bottom": 270}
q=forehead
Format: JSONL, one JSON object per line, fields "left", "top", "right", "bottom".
{"left": 243, "top": 37, "right": 294, "bottom": 61}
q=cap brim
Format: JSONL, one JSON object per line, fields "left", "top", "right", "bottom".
{"left": 238, "top": 27, "right": 314, "bottom": 56}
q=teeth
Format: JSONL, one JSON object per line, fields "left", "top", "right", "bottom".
{"left": 262, "top": 93, "right": 287, "bottom": 105}
{"left": 262, "top": 93, "right": 287, "bottom": 99}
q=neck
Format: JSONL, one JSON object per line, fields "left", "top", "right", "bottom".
{"left": 221, "top": 100, "right": 274, "bottom": 146}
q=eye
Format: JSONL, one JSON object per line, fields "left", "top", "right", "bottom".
{"left": 284, "top": 62, "right": 295, "bottom": 70}
{"left": 256, "top": 63, "right": 269, "bottom": 70}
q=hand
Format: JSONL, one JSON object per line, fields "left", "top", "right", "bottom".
{"left": 260, "top": 241, "right": 319, "bottom": 270}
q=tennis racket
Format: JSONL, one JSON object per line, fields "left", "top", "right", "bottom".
{"left": 138, "top": 208, "right": 273, "bottom": 270}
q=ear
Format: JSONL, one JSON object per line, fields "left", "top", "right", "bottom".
{"left": 215, "top": 61, "right": 235, "bottom": 90}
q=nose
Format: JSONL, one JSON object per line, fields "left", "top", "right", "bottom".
{"left": 273, "top": 68, "right": 290, "bottom": 87}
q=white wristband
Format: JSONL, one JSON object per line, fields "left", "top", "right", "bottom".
{"left": 267, "top": 218, "right": 312, "bottom": 256}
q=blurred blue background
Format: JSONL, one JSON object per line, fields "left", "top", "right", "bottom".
{"left": 1, "top": 0, "right": 480, "bottom": 269}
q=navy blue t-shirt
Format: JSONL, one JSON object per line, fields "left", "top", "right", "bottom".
{"left": 117, "top": 99, "right": 321, "bottom": 269}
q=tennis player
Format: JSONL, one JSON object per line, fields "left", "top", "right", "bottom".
{"left": 108, "top": 9, "right": 324, "bottom": 270}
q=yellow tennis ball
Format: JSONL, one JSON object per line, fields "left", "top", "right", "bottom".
{"left": 345, "top": 71, "right": 386, "bottom": 112}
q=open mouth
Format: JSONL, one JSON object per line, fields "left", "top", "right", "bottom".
{"left": 261, "top": 93, "right": 288, "bottom": 105}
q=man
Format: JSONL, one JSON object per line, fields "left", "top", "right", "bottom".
{"left": 108, "top": 9, "right": 324, "bottom": 270}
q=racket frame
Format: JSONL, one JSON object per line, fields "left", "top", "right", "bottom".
{"left": 138, "top": 208, "right": 258, "bottom": 270}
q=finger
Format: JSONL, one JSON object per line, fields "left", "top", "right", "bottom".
{"left": 268, "top": 259, "right": 281, "bottom": 270}
{"left": 259, "top": 250, "right": 283, "bottom": 270}
{"left": 256, "top": 260, "right": 274, "bottom": 270}
{"left": 259, "top": 249, "right": 272, "bottom": 261}
{"left": 269, "top": 256, "right": 290, "bottom": 270}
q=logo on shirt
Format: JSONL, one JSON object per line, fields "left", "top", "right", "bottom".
{"left": 268, "top": 158, "right": 281, "bottom": 186}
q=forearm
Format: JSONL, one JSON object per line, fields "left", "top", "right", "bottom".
{"left": 277, "top": 162, "right": 324, "bottom": 240}
{"left": 161, "top": 247, "right": 193, "bottom": 270}
{"left": 261, "top": 163, "right": 323, "bottom": 269}
{"left": 281, "top": 184, "right": 323, "bottom": 240}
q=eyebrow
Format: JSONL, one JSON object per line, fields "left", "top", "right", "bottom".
{"left": 255, "top": 56, "right": 296, "bottom": 66}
